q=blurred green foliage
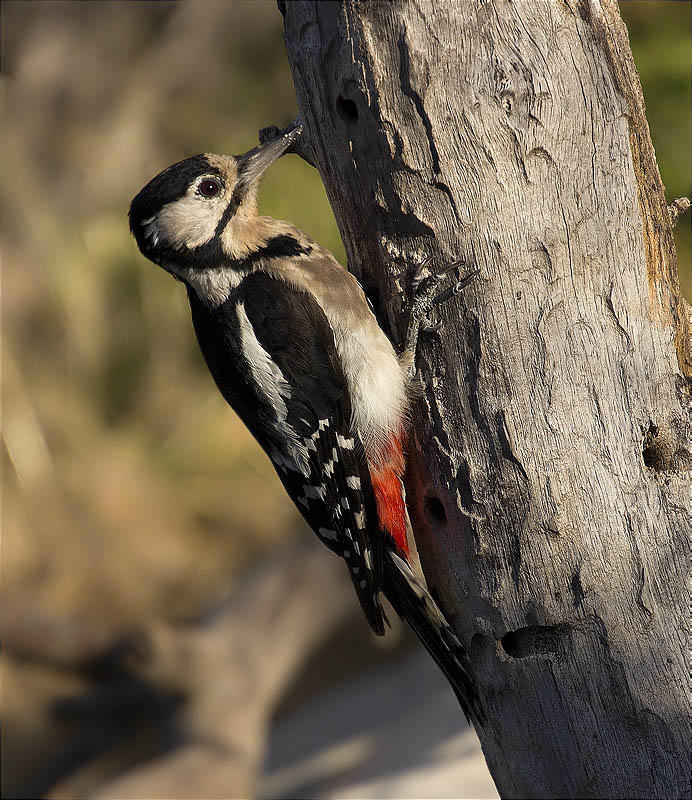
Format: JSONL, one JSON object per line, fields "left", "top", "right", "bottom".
{"left": 620, "top": 0, "right": 691, "bottom": 297}
{"left": 1, "top": 1, "right": 689, "bottom": 630}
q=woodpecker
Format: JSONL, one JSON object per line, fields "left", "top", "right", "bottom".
{"left": 129, "top": 125, "right": 482, "bottom": 723}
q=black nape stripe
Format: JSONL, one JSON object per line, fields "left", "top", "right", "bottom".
{"left": 150, "top": 234, "right": 313, "bottom": 275}
{"left": 244, "top": 235, "right": 313, "bottom": 265}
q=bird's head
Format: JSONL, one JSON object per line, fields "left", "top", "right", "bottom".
{"left": 129, "top": 127, "right": 300, "bottom": 276}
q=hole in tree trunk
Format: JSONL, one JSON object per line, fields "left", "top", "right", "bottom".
{"left": 500, "top": 630, "right": 519, "bottom": 657}
{"left": 424, "top": 495, "right": 447, "bottom": 525}
{"left": 336, "top": 95, "right": 359, "bottom": 125}
{"left": 641, "top": 420, "right": 692, "bottom": 472}
{"left": 500, "top": 624, "right": 571, "bottom": 658}
{"left": 642, "top": 422, "right": 662, "bottom": 470}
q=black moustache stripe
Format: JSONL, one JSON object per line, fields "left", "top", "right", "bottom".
{"left": 213, "top": 186, "right": 245, "bottom": 239}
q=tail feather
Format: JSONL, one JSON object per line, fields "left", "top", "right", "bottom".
{"left": 383, "top": 551, "right": 484, "bottom": 725}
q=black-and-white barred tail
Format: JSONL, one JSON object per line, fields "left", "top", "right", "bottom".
{"left": 384, "top": 552, "right": 484, "bottom": 724}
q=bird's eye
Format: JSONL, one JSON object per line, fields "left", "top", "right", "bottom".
{"left": 198, "top": 178, "right": 221, "bottom": 197}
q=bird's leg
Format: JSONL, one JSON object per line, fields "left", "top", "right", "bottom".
{"left": 402, "top": 256, "right": 479, "bottom": 377}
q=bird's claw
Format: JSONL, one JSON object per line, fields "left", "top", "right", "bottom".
{"left": 420, "top": 317, "right": 443, "bottom": 335}
{"left": 402, "top": 256, "right": 478, "bottom": 363}
{"left": 433, "top": 258, "right": 465, "bottom": 279}
{"left": 430, "top": 269, "right": 481, "bottom": 307}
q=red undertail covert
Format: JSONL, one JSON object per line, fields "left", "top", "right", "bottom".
{"left": 369, "top": 433, "right": 408, "bottom": 557}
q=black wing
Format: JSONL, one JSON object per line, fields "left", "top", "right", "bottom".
{"left": 188, "top": 272, "right": 386, "bottom": 633}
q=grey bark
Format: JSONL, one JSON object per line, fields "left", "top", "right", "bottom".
{"left": 281, "top": 1, "right": 692, "bottom": 798}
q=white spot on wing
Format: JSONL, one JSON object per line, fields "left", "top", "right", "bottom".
{"left": 363, "top": 548, "right": 373, "bottom": 570}
{"left": 354, "top": 509, "right": 366, "bottom": 529}
{"left": 303, "top": 484, "right": 326, "bottom": 500}
{"left": 346, "top": 476, "right": 361, "bottom": 490}
{"left": 336, "top": 433, "right": 354, "bottom": 449}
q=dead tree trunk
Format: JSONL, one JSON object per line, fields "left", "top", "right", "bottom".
{"left": 281, "top": 1, "right": 691, "bottom": 797}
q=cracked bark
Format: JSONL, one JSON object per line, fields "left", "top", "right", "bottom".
{"left": 281, "top": 1, "right": 691, "bottom": 798}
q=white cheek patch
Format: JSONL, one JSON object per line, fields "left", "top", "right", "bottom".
{"left": 153, "top": 187, "right": 227, "bottom": 250}
{"left": 145, "top": 180, "right": 246, "bottom": 307}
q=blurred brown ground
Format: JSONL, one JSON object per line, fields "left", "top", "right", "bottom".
{"left": 1, "top": 1, "right": 689, "bottom": 798}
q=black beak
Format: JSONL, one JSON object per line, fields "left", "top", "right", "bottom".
{"left": 235, "top": 121, "right": 303, "bottom": 187}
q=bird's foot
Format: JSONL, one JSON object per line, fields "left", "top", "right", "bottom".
{"left": 402, "top": 255, "right": 479, "bottom": 377}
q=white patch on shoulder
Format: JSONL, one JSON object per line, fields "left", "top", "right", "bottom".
{"left": 346, "top": 476, "right": 361, "bottom": 490}
{"left": 236, "top": 301, "right": 309, "bottom": 474}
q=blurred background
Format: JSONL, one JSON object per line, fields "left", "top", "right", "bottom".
{"left": 2, "top": 2, "right": 689, "bottom": 798}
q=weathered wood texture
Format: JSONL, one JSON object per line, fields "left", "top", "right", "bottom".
{"left": 282, "top": 1, "right": 691, "bottom": 797}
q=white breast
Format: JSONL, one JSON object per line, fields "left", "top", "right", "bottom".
{"left": 327, "top": 314, "right": 409, "bottom": 467}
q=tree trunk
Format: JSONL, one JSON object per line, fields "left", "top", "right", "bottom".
{"left": 281, "top": 1, "right": 691, "bottom": 797}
